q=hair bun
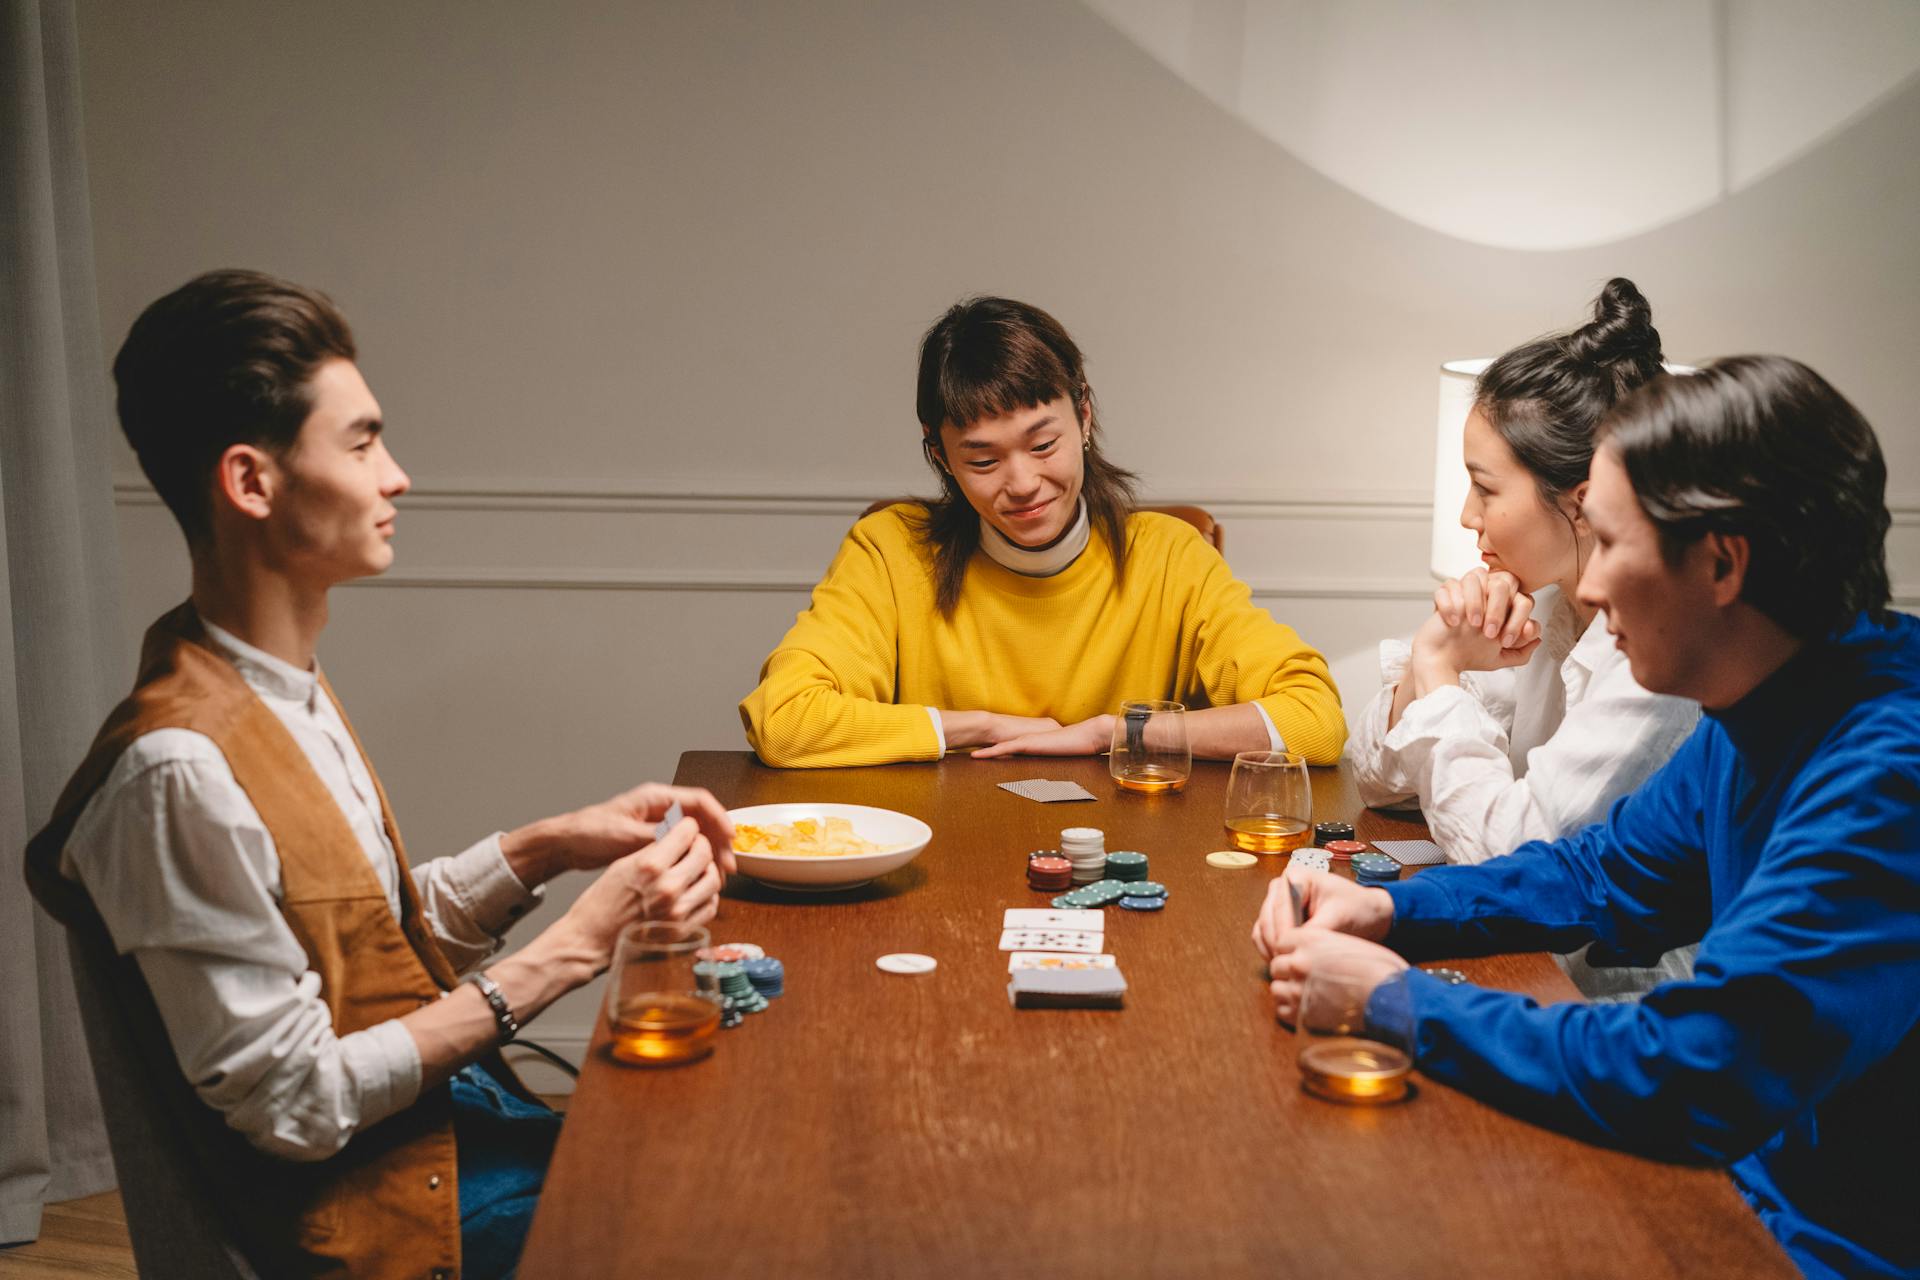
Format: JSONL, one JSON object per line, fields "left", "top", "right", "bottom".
{"left": 1567, "top": 277, "right": 1663, "bottom": 382}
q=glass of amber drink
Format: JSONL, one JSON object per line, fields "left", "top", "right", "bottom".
{"left": 1223, "top": 750, "right": 1312, "bottom": 853}
{"left": 1294, "top": 957, "right": 1412, "bottom": 1105}
{"left": 606, "top": 922, "right": 722, "bottom": 1067}
{"left": 1108, "top": 700, "right": 1191, "bottom": 793}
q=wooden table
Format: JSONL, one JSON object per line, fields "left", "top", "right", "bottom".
{"left": 521, "top": 753, "right": 1790, "bottom": 1278}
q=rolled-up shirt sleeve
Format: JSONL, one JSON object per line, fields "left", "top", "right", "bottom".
{"left": 62, "top": 731, "right": 422, "bottom": 1162}
{"left": 413, "top": 832, "right": 543, "bottom": 975}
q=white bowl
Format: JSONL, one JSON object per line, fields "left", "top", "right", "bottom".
{"left": 727, "top": 803, "right": 932, "bottom": 891}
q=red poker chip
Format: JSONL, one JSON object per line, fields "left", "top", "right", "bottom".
{"left": 1028, "top": 856, "right": 1071, "bottom": 873}
{"left": 1324, "top": 840, "right": 1368, "bottom": 859}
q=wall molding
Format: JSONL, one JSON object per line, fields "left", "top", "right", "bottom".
{"left": 110, "top": 475, "right": 1920, "bottom": 523}
{"left": 110, "top": 478, "right": 1920, "bottom": 606}
{"left": 341, "top": 565, "right": 1443, "bottom": 600}
{"left": 112, "top": 476, "right": 1439, "bottom": 522}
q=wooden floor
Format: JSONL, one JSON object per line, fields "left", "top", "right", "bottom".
{"left": 0, "top": 1194, "right": 133, "bottom": 1279}
{"left": 0, "top": 1094, "right": 569, "bottom": 1277}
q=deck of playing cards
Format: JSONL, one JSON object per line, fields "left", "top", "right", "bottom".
{"left": 1008, "top": 966, "right": 1127, "bottom": 1009}
{"left": 1370, "top": 839, "right": 1447, "bottom": 866}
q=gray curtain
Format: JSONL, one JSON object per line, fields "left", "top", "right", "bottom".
{"left": 1, "top": 0, "right": 126, "bottom": 1245}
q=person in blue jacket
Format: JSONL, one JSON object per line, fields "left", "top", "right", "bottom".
{"left": 1254, "top": 354, "right": 1918, "bottom": 1279}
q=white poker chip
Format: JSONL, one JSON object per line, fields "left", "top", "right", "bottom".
{"left": 875, "top": 953, "right": 938, "bottom": 975}
{"left": 1292, "top": 849, "right": 1333, "bottom": 872}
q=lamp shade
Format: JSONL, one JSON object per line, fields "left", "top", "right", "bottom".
{"left": 1431, "top": 359, "right": 1491, "bottom": 580}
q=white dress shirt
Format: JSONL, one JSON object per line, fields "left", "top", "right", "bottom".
{"left": 59, "top": 619, "right": 541, "bottom": 1161}
{"left": 1347, "top": 588, "right": 1701, "bottom": 998}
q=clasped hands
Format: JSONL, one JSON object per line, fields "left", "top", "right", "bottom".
{"left": 1250, "top": 866, "right": 1406, "bottom": 1024}
{"left": 1407, "top": 567, "right": 1544, "bottom": 698}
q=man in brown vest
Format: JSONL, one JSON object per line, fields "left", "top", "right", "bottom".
{"left": 25, "top": 269, "right": 733, "bottom": 1278}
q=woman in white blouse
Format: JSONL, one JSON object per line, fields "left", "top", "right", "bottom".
{"left": 1348, "top": 278, "right": 1700, "bottom": 999}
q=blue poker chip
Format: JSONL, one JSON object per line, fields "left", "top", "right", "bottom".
{"left": 1118, "top": 895, "right": 1166, "bottom": 911}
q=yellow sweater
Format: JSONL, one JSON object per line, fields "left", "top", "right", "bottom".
{"left": 741, "top": 507, "right": 1345, "bottom": 768}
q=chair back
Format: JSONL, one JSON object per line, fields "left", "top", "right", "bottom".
{"left": 65, "top": 926, "right": 261, "bottom": 1279}
{"left": 858, "top": 500, "right": 1224, "bottom": 553}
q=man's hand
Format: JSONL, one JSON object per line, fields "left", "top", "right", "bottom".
{"left": 1252, "top": 866, "right": 1396, "bottom": 960}
{"left": 971, "top": 713, "right": 1115, "bottom": 759}
{"left": 1265, "top": 929, "right": 1408, "bottom": 1025}
{"left": 501, "top": 783, "right": 736, "bottom": 887}
{"left": 548, "top": 817, "right": 725, "bottom": 973}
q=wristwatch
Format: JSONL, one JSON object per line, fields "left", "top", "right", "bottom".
{"left": 462, "top": 970, "right": 520, "bottom": 1043}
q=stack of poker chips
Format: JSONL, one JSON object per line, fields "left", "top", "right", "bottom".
{"left": 1027, "top": 852, "right": 1074, "bottom": 893}
{"left": 743, "top": 957, "right": 785, "bottom": 999}
{"left": 1352, "top": 852, "right": 1400, "bottom": 886}
{"left": 697, "top": 959, "right": 769, "bottom": 1027}
{"left": 1314, "top": 820, "right": 1356, "bottom": 846}
{"left": 1060, "top": 827, "right": 1108, "bottom": 884}
{"left": 1323, "top": 840, "right": 1367, "bottom": 863}
{"left": 1052, "top": 878, "right": 1169, "bottom": 912}
{"left": 1104, "top": 850, "right": 1149, "bottom": 883}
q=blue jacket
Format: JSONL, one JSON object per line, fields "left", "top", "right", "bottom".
{"left": 1372, "top": 611, "right": 1920, "bottom": 1279}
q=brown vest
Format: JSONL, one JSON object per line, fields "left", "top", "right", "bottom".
{"left": 26, "top": 604, "right": 467, "bottom": 1279}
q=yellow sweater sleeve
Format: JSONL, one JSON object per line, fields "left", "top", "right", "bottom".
{"left": 1173, "top": 528, "right": 1348, "bottom": 765}
{"left": 739, "top": 516, "right": 943, "bottom": 768}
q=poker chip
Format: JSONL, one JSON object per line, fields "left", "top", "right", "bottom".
{"left": 1060, "top": 827, "right": 1108, "bottom": 883}
{"left": 743, "top": 957, "right": 785, "bottom": 998}
{"left": 1324, "top": 840, "right": 1367, "bottom": 860}
{"left": 1027, "top": 850, "right": 1074, "bottom": 892}
{"left": 1205, "top": 850, "right": 1258, "bottom": 869}
{"left": 1105, "top": 851, "right": 1149, "bottom": 882}
{"left": 1421, "top": 967, "right": 1470, "bottom": 986}
{"left": 1118, "top": 895, "right": 1166, "bottom": 911}
{"left": 699, "top": 942, "right": 766, "bottom": 963}
{"left": 1291, "top": 849, "right": 1332, "bottom": 873}
{"left": 875, "top": 952, "right": 938, "bottom": 975}
{"left": 1121, "top": 880, "right": 1166, "bottom": 899}
{"left": 1314, "top": 821, "right": 1356, "bottom": 846}
{"left": 1351, "top": 852, "right": 1397, "bottom": 873}
{"left": 713, "top": 961, "right": 768, "bottom": 1014}
{"left": 1083, "top": 880, "right": 1132, "bottom": 905}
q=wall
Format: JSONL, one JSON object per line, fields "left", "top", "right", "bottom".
{"left": 76, "top": 0, "right": 1920, "bottom": 1080}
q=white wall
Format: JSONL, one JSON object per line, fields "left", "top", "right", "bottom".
{"left": 77, "top": 0, "right": 1920, "bottom": 1082}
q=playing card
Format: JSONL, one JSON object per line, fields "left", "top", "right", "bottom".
{"left": 1370, "top": 839, "right": 1447, "bottom": 866}
{"left": 654, "top": 800, "right": 684, "bottom": 841}
{"left": 996, "top": 780, "right": 1099, "bottom": 803}
{"left": 1008, "top": 952, "right": 1117, "bottom": 971}
{"left": 1003, "top": 908, "right": 1104, "bottom": 933}
{"left": 997, "top": 928, "right": 1103, "bottom": 954}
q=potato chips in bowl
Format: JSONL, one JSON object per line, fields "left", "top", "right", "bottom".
{"left": 726, "top": 803, "right": 931, "bottom": 890}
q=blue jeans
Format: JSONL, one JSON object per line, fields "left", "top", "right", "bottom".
{"left": 452, "top": 1061, "right": 563, "bottom": 1280}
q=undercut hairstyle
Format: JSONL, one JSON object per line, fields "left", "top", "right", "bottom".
{"left": 1598, "top": 354, "right": 1892, "bottom": 639}
{"left": 1477, "top": 277, "right": 1666, "bottom": 507}
{"left": 113, "top": 268, "right": 357, "bottom": 543}
{"left": 912, "top": 297, "right": 1139, "bottom": 614}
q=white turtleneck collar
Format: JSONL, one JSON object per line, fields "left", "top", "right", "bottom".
{"left": 978, "top": 498, "right": 1090, "bottom": 578}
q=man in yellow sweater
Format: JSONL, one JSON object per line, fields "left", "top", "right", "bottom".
{"left": 740, "top": 297, "right": 1344, "bottom": 769}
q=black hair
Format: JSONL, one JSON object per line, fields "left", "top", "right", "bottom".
{"left": 912, "top": 297, "right": 1139, "bottom": 615}
{"left": 113, "top": 268, "right": 357, "bottom": 542}
{"left": 1477, "top": 277, "right": 1665, "bottom": 506}
{"left": 1597, "top": 354, "right": 1891, "bottom": 638}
